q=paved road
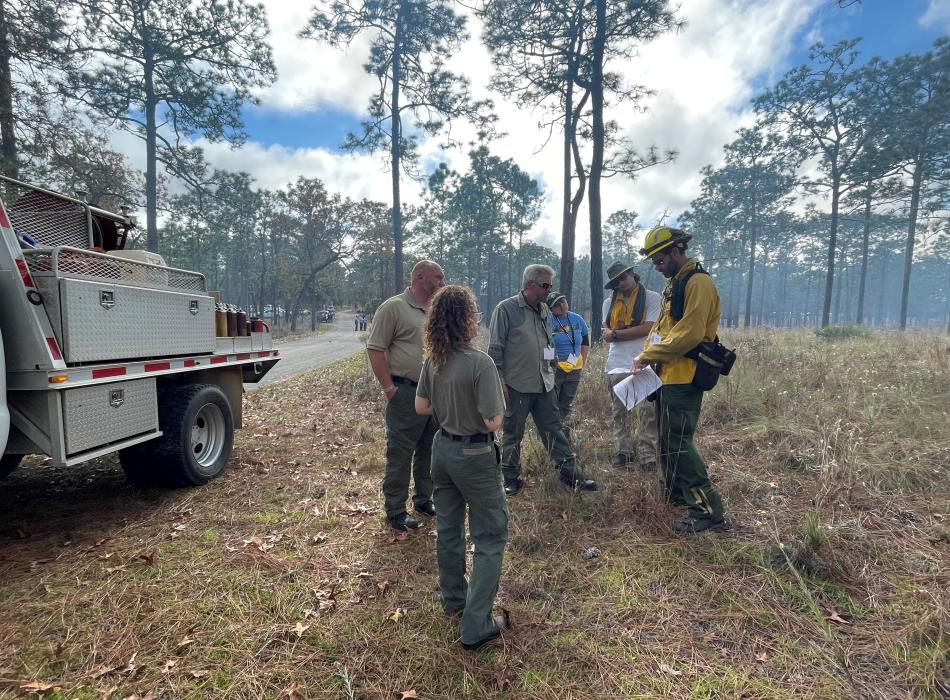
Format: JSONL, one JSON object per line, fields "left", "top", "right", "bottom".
{"left": 251, "top": 311, "right": 367, "bottom": 388}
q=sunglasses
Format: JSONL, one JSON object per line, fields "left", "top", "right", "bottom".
{"left": 650, "top": 253, "right": 669, "bottom": 266}
{"left": 533, "top": 281, "right": 553, "bottom": 290}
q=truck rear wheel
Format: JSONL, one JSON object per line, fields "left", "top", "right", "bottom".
{"left": 121, "top": 384, "right": 234, "bottom": 487}
{"left": 0, "top": 454, "right": 22, "bottom": 480}
{"left": 156, "top": 384, "right": 234, "bottom": 487}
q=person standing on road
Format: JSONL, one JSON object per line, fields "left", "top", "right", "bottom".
{"left": 546, "top": 291, "right": 589, "bottom": 440}
{"left": 631, "top": 227, "right": 727, "bottom": 536}
{"left": 602, "top": 262, "right": 662, "bottom": 470}
{"left": 488, "top": 264, "right": 597, "bottom": 496}
{"left": 415, "top": 285, "right": 511, "bottom": 651}
{"left": 367, "top": 260, "right": 445, "bottom": 531}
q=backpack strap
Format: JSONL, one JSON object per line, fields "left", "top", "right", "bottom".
{"left": 632, "top": 282, "right": 646, "bottom": 326}
{"left": 669, "top": 263, "right": 708, "bottom": 323}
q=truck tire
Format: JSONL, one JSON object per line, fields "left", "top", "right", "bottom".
{"left": 0, "top": 454, "right": 22, "bottom": 480}
{"left": 152, "top": 384, "right": 234, "bottom": 487}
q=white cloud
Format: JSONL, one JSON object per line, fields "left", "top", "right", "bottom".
{"left": 102, "top": 0, "right": 822, "bottom": 258}
{"left": 919, "top": 0, "right": 950, "bottom": 32}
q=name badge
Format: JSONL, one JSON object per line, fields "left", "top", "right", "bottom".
{"left": 651, "top": 333, "right": 662, "bottom": 345}
{"left": 543, "top": 346, "right": 555, "bottom": 360}
{"left": 567, "top": 353, "right": 578, "bottom": 365}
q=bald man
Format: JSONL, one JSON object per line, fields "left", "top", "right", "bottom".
{"left": 367, "top": 261, "right": 446, "bottom": 531}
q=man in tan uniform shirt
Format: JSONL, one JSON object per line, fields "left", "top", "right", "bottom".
{"left": 367, "top": 261, "right": 445, "bottom": 531}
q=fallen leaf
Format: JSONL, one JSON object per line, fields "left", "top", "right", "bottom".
{"left": 827, "top": 610, "right": 852, "bottom": 625}
{"left": 161, "top": 659, "right": 178, "bottom": 674}
{"left": 400, "top": 691, "right": 418, "bottom": 699}
{"left": 377, "top": 580, "right": 390, "bottom": 594}
{"left": 755, "top": 651, "right": 769, "bottom": 662}
{"left": 658, "top": 663, "right": 683, "bottom": 676}
{"left": 189, "top": 670, "right": 209, "bottom": 679}
{"left": 176, "top": 637, "right": 196, "bottom": 649}
{"left": 292, "top": 622, "right": 310, "bottom": 637}
{"left": 139, "top": 552, "right": 155, "bottom": 566}
{"left": 389, "top": 607, "right": 406, "bottom": 622}
{"left": 20, "top": 681, "right": 61, "bottom": 692}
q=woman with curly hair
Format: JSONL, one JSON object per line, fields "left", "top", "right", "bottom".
{"left": 415, "top": 285, "right": 511, "bottom": 651}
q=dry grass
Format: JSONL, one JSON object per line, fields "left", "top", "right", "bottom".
{"left": 0, "top": 329, "right": 947, "bottom": 699}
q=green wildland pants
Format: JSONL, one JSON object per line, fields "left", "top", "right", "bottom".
{"left": 501, "top": 387, "right": 576, "bottom": 482}
{"left": 610, "top": 373, "right": 659, "bottom": 465}
{"left": 656, "top": 384, "right": 725, "bottom": 519}
{"left": 383, "top": 383, "right": 437, "bottom": 518}
{"left": 554, "top": 368, "right": 582, "bottom": 439}
{"left": 431, "top": 432, "right": 509, "bottom": 646}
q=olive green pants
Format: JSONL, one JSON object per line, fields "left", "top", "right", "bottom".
{"left": 431, "top": 432, "right": 509, "bottom": 646}
{"left": 656, "top": 384, "right": 725, "bottom": 519}
{"left": 501, "top": 386, "right": 576, "bottom": 482}
{"left": 554, "top": 368, "right": 583, "bottom": 439}
{"left": 383, "top": 384, "right": 437, "bottom": 518}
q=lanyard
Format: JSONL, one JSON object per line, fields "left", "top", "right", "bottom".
{"left": 552, "top": 314, "right": 577, "bottom": 354}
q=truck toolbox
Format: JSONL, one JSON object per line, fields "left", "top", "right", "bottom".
{"left": 63, "top": 377, "right": 158, "bottom": 455}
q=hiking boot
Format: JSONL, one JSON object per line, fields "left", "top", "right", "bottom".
{"left": 504, "top": 478, "right": 524, "bottom": 496}
{"left": 387, "top": 513, "right": 420, "bottom": 532}
{"left": 559, "top": 469, "right": 598, "bottom": 491}
{"left": 460, "top": 609, "right": 512, "bottom": 651}
{"left": 673, "top": 515, "right": 726, "bottom": 536}
{"left": 414, "top": 501, "right": 436, "bottom": 517}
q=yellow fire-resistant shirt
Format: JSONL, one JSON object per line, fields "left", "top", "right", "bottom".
{"left": 640, "top": 258, "right": 721, "bottom": 385}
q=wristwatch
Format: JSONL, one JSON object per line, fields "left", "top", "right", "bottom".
{"left": 610, "top": 330, "right": 618, "bottom": 341}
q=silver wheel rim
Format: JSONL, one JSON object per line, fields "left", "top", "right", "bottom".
{"left": 191, "top": 402, "right": 226, "bottom": 468}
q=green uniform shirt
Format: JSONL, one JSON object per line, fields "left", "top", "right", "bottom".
{"left": 488, "top": 292, "right": 556, "bottom": 393}
{"left": 366, "top": 289, "right": 427, "bottom": 382}
{"left": 417, "top": 348, "right": 505, "bottom": 436}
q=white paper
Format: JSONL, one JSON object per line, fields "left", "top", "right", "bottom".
{"left": 650, "top": 332, "right": 662, "bottom": 345}
{"left": 543, "top": 346, "right": 555, "bottom": 360}
{"left": 612, "top": 367, "right": 662, "bottom": 409}
{"left": 566, "top": 353, "right": 578, "bottom": 365}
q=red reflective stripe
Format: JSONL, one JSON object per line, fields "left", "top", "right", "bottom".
{"left": 236, "top": 353, "right": 251, "bottom": 360}
{"left": 257, "top": 351, "right": 269, "bottom": 358}
{"left": 145, "top": 362, "right": 171, "bottom": 372}
{"left": 183, "top": 359, "right": 197, "bottom": 367}
{"left": 92, "top": 367, "right": 126, "bottom": 379}
{"left": 210, "top": 356, "right": 227, "bottom": 364}
{"left": 46, "top": 337, "right": 62, "bottom": 360}
{"left": 0, "top": 205, "right": 10, "bottom": 229}
{"left": 15, "top": 259, "right": 35, "bottom": 288}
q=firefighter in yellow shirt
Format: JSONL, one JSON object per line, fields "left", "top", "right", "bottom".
{"left": 630, "top": 226, "right": 726, "bottom": 536}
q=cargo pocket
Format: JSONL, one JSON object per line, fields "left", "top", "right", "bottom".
{"left": 462, "top": 445, "right": 493, "bottom": 456}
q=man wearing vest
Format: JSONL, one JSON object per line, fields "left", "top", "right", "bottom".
{"left": 631, "top": 227, "right": 727, "bottom": 536}
{"left": 602, "top": 262, "right": 661, "bottom": 469}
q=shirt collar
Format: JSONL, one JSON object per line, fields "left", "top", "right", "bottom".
{"left": 402, "top": 288, "right": 425, "bottom": 310}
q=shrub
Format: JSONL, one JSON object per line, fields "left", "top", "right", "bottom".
{"left": 814, "top": 324, "right": 872, "bottom": 340}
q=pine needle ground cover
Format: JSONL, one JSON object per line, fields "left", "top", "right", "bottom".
{"left": 0, "top": 330, "right": 946, "bottom": 699}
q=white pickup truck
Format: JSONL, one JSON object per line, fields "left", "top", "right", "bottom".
{"left": 0, "top": 176, "right": 279, "bottom": 486}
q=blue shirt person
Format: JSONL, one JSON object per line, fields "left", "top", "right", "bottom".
{"left": 546, "top": 291, "right": 590, "bottom": 438}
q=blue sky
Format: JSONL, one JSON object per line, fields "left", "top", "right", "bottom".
{"left": 183, "top": 0, "right": 950, "bottom": 253}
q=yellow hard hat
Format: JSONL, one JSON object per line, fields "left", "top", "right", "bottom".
{"left": 640, "top": 226, "right": 692, "bottom": 259}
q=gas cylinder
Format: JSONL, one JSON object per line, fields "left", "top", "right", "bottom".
{"left": 236, "top": 307, "right": 248, "bottom": 336}
{"left": 226, "top": 305, "right": 237, "bottom": 337}
{"left": 215, "top": 304, "right": 228, "bottom": 337}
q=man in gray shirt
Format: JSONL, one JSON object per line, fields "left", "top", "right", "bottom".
{"left": 488, "top": 264, "right": 598, "bottom": 496}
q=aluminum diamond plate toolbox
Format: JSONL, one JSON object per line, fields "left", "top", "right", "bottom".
{"left": 59, "top": 278, "right": 214, "bottom": 363}
{"left": 63, "top": 377, "right": 158, "bottom": 455}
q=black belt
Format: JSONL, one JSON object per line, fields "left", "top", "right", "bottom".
{"left": 441, "top": 430, "right": 493, "bottom": 443}
{"left": 392, "top": 375, "right": 418, "bottom": 387}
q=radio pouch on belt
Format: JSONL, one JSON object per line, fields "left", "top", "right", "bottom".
{"left": 685, "top": 336, "right": 737, "bottom": 391}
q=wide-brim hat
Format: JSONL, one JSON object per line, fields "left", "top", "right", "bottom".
{"left": 604, "top": 261, "right": 635, "bottom": 289}
{"left": 546, "top": 291, "right": 566, "bottom": 308}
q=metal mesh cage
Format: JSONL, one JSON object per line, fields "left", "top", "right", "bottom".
{"left": 4, "top": 183, "right": 91, "bottom": 248}
{"left": 24, "top": 248, "right": 207, "bottom": 292}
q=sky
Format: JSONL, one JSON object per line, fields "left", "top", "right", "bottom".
{"left": 160, "top": 0, "right": 950, "bottom": 256}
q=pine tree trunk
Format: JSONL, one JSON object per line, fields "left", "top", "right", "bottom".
{"left": 587, "top": 0, "right": 606, "bottom": 341}
{"left": 822, "top": 175, "right": 841, "bottom": 327}
{"left": 560, "top": 75, "right": 575, "bottom": 297}
{"left": 856, "top": 184, "right": 872, "bottom": 325}
{"left": 390, "top": 9, "right": 404, "bottom": 292}
{"left": 144, "top": 59, "right": 159, "bottom": 253}
{"left": 0, "top": 0, "right": 18, "bottom": 179}
{"left": 744, "top": 187, "right": 757, "bottom": 328}
{"left": 899, "top": 160, "right": 923, "bottom": 330}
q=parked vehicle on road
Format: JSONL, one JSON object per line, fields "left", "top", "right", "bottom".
{"left": 0, "top": 176, "right": 279, "bottom": 486}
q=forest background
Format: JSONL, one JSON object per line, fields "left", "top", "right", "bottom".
{"left": 1, "top": 0, "right": 948, "bottom": 334}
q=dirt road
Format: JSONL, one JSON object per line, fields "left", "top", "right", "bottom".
{"left": 253, "top": 310, "right": 366, "bottom": 388}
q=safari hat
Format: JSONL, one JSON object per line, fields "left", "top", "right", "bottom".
{"left": 604, "top": 261, "right": 635, "bottom": 289}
